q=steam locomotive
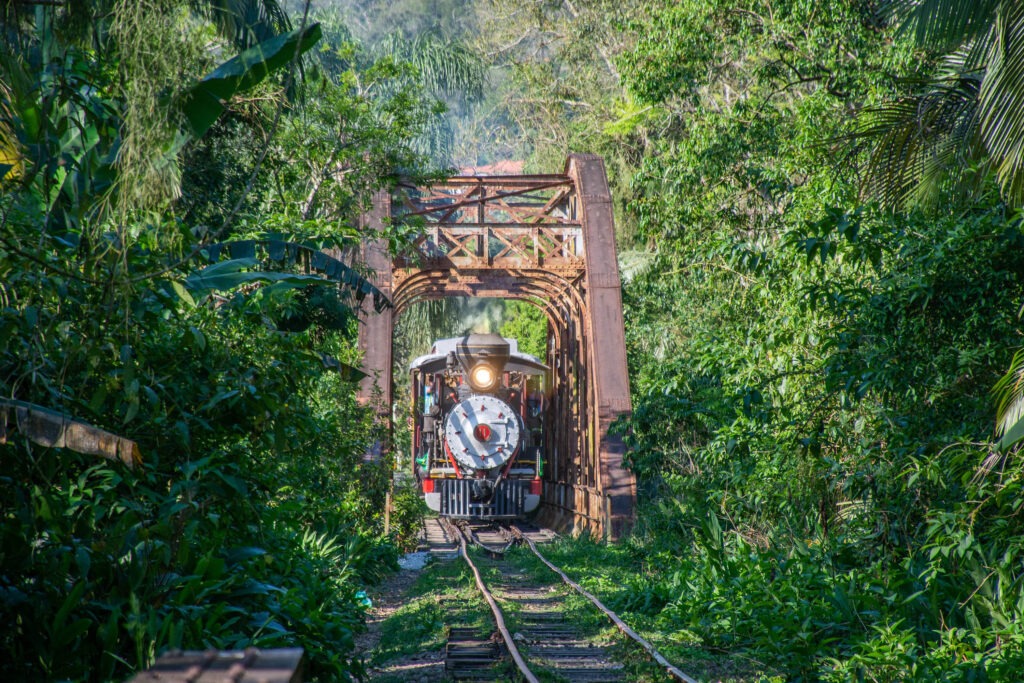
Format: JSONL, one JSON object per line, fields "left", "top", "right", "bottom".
{"left": 409, "top": 333, "right": 546, "bottom": 519}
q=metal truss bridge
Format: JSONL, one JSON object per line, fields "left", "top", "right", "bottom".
{"left": 356, "top": 154, "right": 634, "bottom": 539}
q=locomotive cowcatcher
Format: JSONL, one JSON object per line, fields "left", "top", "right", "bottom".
{"left": 409, "top": 332, "right": 547, "bottom": 519}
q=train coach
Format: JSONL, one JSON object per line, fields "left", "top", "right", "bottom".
{"left": 409, "top": 332, "right": 547, "bottom": 519}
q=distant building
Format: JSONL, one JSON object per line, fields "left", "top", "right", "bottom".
{"left": 460, "top": 160, "right": 525, "bottom": 176}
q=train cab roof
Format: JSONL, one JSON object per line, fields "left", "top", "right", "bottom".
{"left": 409, "top": 335, "right": 548, "bottom": 375}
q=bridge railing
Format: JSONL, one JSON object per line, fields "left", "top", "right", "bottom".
{"left": 394, "top": 174, "right": 585, "bottom": 274}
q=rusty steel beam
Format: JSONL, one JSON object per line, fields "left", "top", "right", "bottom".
{"left": 565, "top": 154, "right": 636, "bottom": 538}
{"left": 392, "top": 271, "right": 585, "bottom": 318}
{"left": 402, "top": 182, "right": 573, "bottom": 218}
{"left": 400, "top": 174, "right": 571, "bottom": 188}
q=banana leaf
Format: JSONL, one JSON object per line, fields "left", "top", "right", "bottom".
{"left": 184, "top": 257, "right": 328, "bottom": 295}
{"left": 180, "top": 23, "right": 322, "bottom": 138}
{"left": 203, "top": 238, "right": 390, "bottom": 312}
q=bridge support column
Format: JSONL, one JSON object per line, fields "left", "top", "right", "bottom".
{"left": 567, "top": 154, "right": 636, "bottom": 539}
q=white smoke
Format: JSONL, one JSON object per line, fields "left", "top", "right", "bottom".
{"left": 458, "top": 298, "right": 505, "bottom": 334}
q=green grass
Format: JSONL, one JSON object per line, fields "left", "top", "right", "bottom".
{"left": 370, "top": 555, "right": 495, "bottom": 668}
{"left": 503, "top": 537, "right": 774, "bottom": 682}
{"left": 368, "top": 538, "right": 777, "bottom": 682}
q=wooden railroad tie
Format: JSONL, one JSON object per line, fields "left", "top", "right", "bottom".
{"left": 127, "top": 648, "right": 303, "bottom": 683}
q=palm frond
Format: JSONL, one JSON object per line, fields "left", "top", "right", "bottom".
{"left": 978, "top": 1, "right": 1024, "bottom": 203}
{"left": 374, "top": 31, "right": 485, "bottom": 104}
{"left": 189, "top": 0, "right": 292, "bottom": 50}
{"left": 937, "top": 39, "right": 994, "bottom": 77}
{"left": 993, "top": 347, "right": 1024, "bottom": 449}
{"left": 883, "top": 0, "right": 1003, "bottom": 53}
{"left": 853, "top": 71, "right": 982, "bottom": 209}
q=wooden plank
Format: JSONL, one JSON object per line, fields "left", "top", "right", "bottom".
{"left": 127, "top": 648, "right": 303, "bottom": 683}
{"left": 0, "top": 398, "right": 142, "bottom": 468}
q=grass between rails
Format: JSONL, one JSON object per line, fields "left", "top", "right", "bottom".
{"left": 504, "top": 538, "right": 779, "bottom": 683}
{"left": 474, "top": 547, "right": 640, "bottom": 683}
{"left": 367, "top": 535, "right": 784, "bottom": 682}
{"left": 475, "top": 540, "right": 741, "bottom": 683}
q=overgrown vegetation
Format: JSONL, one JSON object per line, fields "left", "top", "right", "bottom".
{"left": 368, "top": 557, "right": 490, "bottom": 673}
{"left": 456, "top": 0, "right": 1024, "bottom": 679}
{"left": 0, "top": 0, "right": 472, "bottom": 679}
{"left": 8, "top": 0, "right": 1024, "bottom": 679}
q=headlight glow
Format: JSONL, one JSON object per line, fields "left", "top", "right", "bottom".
{"left": 470, "top": 364, "right": 497, "bottom": 391}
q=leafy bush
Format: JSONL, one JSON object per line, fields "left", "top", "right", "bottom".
{"left": 601, "top": 0, "right": 1024, "bottom": 679}
{"left": 0, "top": 2, "right": 451, "bottom": 680}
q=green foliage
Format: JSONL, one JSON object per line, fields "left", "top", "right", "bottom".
{"left": 499, "top": 300, "right": 547, "bottom": 359}
{"left": 192, "top": 0, "right": 293, "bottom": 49}
{"left": 480, "top": 0, "right": 1024, "bottom": 679}
{"left": 194, "top": 237, "right": 390, "bottom": 311}
{"left": 856, "top": 0, "right": 1024, "bottom": 452}
{"left": 0, "top": 251, "right": 391, "bottom": 678}
{"left": 370, "top": 30, "right": 486, "bottom": 163}
{"left": 858, "top": 1, "right": 1024, "bottom": 208}
{"left": 993, "top": 347, "right": 1024, "bottom": 449}
{"left": 0, "top": 1, "right": 457, "bottom": 680}
{"left": 181, "top": 23, "right": 323, "bottom": 138}
{"left": 367, "top": 555, "right": 490, "bottom": 671}
{"left": 388, "top": 480, "right": 429, "bottom": 552}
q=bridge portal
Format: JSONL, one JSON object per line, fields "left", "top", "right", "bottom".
{"left": 357, "top": 154, "right": 635, "bottom": 539}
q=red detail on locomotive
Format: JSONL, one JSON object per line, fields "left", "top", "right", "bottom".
{"left": 422, "top": 479, "right": 435, "bottom": 493}
{"left": 473, "top": 424, "right": 492, "bottom": 442}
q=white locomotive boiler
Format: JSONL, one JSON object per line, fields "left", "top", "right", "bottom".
{"left": 409, "top": 333, "right": 547, "bottom": 518}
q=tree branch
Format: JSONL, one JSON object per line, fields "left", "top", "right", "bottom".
{"left": 561, "top": 0, "right": 621, "bottom": 84}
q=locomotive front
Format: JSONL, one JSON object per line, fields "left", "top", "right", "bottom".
{"left": 410, "top": 333, "right": 546, "bottom": 519}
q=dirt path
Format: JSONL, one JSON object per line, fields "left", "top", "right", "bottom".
{"left": 356, "top": 521, "right": 459, "bottom": 682}
{"left": 356, "top": 561, "right": 446, "bottom": 682}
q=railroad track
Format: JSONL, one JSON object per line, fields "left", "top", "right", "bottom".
{"left": 436, "top": 518, "right": 698, "bottom": 683}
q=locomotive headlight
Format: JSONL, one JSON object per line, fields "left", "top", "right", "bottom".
{"left": 470, "top": 363, "right": 498, "bottom": 391}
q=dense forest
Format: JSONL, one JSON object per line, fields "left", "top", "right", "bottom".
{"left": 5, "top": 0, "right": 1024, "bottom": 681}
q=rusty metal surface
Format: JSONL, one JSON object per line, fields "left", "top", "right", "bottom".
{"left": 358, "top": 157, "right": 636, "bottom": 538}
{"left": 566, "top": 155, "right": 636, "bottom": 539}
{"left": 127, "top": 648, "right": 303, "bottom": 683}
{"left": 392, "top": 175, "right": 584, "bottom": 291}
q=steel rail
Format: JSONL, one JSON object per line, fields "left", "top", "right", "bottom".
{"left": 441, "top": 520, "right": 540, "bottom": 683}
{"left": 511, "top": 527, "right": 700, "bottom": 683}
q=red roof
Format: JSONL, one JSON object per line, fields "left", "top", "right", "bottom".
{"left": 459, "top": 160, "right": 525, "bottom": 176}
